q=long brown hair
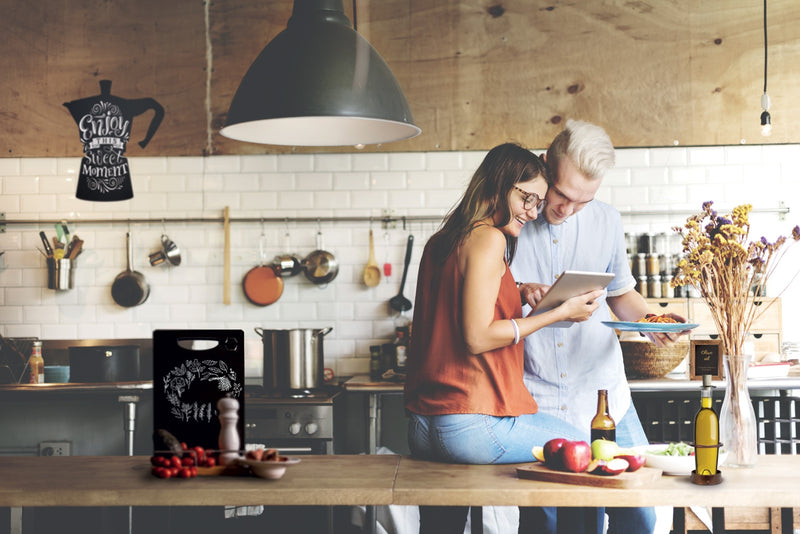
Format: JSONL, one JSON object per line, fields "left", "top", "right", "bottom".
{"left": 433, "top": 143, "right": 549, "bottom": 265}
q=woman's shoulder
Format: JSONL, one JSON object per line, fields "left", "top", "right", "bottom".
{"left": 463, "top": 223, "right": 505, "bottom": 253}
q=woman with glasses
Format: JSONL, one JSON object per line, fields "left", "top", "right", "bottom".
{"left": 404, "top": 142, "right": 606, "bottom": 534}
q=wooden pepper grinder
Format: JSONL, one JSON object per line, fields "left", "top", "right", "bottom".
{"left": 217, "top": 397, "right": 240, "bottom": 465}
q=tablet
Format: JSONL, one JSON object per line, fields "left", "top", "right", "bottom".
{"left": 531, "top": 270, "right": 615, "bottom": 314}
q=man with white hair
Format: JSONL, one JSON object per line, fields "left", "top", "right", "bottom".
{"left": 512, "top": 120, "right": 681, "bottom": 533}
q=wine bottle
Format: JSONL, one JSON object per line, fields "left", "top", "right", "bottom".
{"left": 590, "top": 389, "right": 616, "bottom": 442}
{"left": 694, "top": 376, "right": 719, "bottom": 476}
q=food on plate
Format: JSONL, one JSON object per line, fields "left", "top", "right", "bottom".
{"left": 652, "top": 441, "right": 694, "bottom": 456}
{"left": 637, "top": 313, "right": 679, "bottom": 324}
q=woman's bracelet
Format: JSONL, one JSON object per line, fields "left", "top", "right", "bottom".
{"left": 510, "top": 318, "right": 520, "bottom": 345}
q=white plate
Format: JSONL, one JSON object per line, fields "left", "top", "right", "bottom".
{"left": 602, "top": 321, "right": 699, "bottom": 333}
{"left": 634, "top": 444, "right": 727, "bottom": 476}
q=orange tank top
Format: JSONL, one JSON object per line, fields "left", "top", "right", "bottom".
{"left": 404, "top": 236, "right": 538, "bottom": 416}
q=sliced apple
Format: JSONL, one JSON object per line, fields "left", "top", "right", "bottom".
{"left": 597, "top": 457, "right": 629, "bottom": 476}
{"left": 532, "top": 446, "right": 545, "bottom": 463}
{"left": 586, "top": 458, "right": 605, "bottom": 474}
{"left": 614, "top": 453, "right": 646, "bottom": 472}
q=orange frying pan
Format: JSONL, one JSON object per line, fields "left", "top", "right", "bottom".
{"left": 243, "top": 233, "right": 283, "bottom": 306}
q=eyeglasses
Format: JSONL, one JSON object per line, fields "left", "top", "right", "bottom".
{"left": 513, "top": 185, "right": 547, "bottom": 214}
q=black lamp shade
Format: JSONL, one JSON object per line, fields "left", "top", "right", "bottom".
{"left": 220, "top": 0, "right": 420, "bottom": 146}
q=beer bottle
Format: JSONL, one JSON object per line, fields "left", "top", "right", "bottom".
{"left": 591, "top": 389, "right": 616, "bottom": 442}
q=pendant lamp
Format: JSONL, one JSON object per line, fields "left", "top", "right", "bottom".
{"left": 220, "top": 0, "right": 420, "bottom": 147}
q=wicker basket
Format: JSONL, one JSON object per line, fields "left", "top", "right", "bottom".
{"left": 620, "top": 340, "right": 689, "bottom": 378}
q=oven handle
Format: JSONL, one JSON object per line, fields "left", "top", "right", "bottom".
{"left": 247, "top": 444, "right": 316, "bottom": 454}
{"left": 274, "top": 447, "right": 314, "bottom": 453}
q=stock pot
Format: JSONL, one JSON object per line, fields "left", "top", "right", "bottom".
{"left": 255, "top": 327, "right": 332, "bottom": 391}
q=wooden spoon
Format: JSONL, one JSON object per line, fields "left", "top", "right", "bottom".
{"left": 363, "top": 229, "right": 382, "bottom": 287}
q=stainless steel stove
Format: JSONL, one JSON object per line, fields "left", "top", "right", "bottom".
{"left": 244, "top": 381, "right": 340, "bottom": 455}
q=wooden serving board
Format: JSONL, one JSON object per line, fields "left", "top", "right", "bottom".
{"left": 516, "top": 463, "right": 662, "bottom": 488}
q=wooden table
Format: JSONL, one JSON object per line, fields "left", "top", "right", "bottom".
{"left": 0, "top": 455, "right": 398, "bottom": 508}
{"left": 2, "top": 454, "right": 798, "bottom": 533}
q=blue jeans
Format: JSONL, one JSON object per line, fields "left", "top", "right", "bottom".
{"left": 407, "top": 411, "right": 590, "bottom": 465}
{"left": 408, "top": 411, "right": 591, "bottom": 534}
{"left": 519, "top": 402, "right": 657, "bottom": 534}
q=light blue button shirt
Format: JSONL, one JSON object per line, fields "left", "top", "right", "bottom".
{"left": 510, "top": 200, "right": 636, "bottom": 430}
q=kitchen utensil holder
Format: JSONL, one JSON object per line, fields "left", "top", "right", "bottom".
{"left": 46, "top": 257, "right": 74, "bottom": 290}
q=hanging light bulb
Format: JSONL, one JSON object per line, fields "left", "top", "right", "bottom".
{"left": 759, "top": 0, "right": 772, "bottom": 137}
{"left": 760, "top": 93, "right": 772, "bottom": 137}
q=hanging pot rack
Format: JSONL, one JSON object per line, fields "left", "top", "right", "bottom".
{"left": 0, "top": 202, "right": 790, "bottom": 233}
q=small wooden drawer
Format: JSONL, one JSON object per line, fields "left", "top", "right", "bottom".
{"left": 645, "top": 298, "right": 690, "bottom": 320}
{"left": 689, "top": 298, "right": 781, "bottom": 334}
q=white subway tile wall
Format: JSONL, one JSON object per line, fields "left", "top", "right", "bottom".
{"left": 1, "top": 145, "right": 799, "bottom": 377}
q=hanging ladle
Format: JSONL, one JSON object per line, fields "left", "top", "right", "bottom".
{"left": 389, "top": 234, "right": 414, "bottom": 312}
{"left": 363, "top": 229, "right": 381, "bottom": 287}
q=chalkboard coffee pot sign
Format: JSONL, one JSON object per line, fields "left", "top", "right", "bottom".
{"left": 64, "top": 80, "right": 164, "bottom": 201}
{"left": 153, "top": 330, "right": 244, "bottom": 452}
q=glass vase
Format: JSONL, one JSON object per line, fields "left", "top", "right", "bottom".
{"left": 719, "top": 353, "right": 758, "bottom": 468}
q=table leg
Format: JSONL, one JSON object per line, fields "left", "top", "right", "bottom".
{"left": 368, "top": 393, "right": 378, "bottom": 454}
{"left": 118, "top": 395, "right": 139, "bottom": 534}
{"left": 711, "top": 507, "right": 725, "bottom": 533}
{"left": 10, "top": 507, "right": 21, "bottom": 534}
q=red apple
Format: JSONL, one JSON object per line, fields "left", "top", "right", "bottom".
{"left": 614, "top": 453, "right": 646, "bottom": 472}
{"left": 596, "top": 457, "right": 629, "bottom": 476}
{"left": 561, "top": 440, "right": 592, "bottom": 473}
{"left": 543, "top": 438, "right": 567, "bottom": 469}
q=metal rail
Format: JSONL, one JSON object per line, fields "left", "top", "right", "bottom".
{"left": 0, "top": 202, "right": 790, "bottom": 231}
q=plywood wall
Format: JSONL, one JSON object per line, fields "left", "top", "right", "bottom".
{"left": 2, "top": 0, "right": 798, "bottom": 157}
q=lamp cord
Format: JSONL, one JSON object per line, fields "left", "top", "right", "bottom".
{"left": 763, "top": 0, "right": 768, "bottom": 93}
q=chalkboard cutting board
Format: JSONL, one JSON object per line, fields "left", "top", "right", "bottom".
{"left": 153, "top": 330, "right": 245, "bottom": 451}
{"left": 516, "top": 463, "right": 662, "bottom": 488}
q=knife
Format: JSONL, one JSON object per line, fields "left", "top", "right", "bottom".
{"left": 39, "top": 231, "right": 54, "bottom": 257}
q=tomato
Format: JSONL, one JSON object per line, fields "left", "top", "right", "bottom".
{"left": 181, "top": 456, "right": 195, "bottom": 467}
{"left": 152, "top": 466, "right": 171, "bottom": 479}
{"left": 178, "top": 467, "right": 194, "bottom": 478}
{"left": 170, "top": 456, "right": 182, "bottom": 469}
{"left": 204, "top": 456, "right": 216, "bottom": 468}
{"left": 181, "top": 442, "right": 188, "bottom": 451}
{"left": 193, "top": 446, "right": 206, "bottom": 464}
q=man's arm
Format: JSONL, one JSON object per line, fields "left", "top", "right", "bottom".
{"left": 607, "top": 289, "right": 688, "bottom": 347}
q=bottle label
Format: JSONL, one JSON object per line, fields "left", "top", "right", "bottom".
{"left": 396, "top": 346, "right": 407, "bottom": 368}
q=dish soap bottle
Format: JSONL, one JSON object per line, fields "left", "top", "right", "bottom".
{"left": 28, "top": 340, "right": 44, "bottom": 384}
{"left": 591, "top": 389, "right": 616, "bottom": 442}
{"left": 694, "top": 374, "right": 719, "bottom": 477}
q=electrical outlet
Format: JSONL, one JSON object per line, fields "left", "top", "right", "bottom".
{"left": 39, "top": 441, "right": 71, "bottom": 456}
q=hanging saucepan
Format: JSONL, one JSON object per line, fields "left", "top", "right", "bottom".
{"left": 303, "top": 229, "right": 339, "bottom": 285}
{"left": 242, "top": 232, "right": 284, "bottom": 306}
{"left": 272, "top": 228, "right": 303, "bottom": 277}
{"left": 111, "top": 231, "right": 150, "bottom": 307}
